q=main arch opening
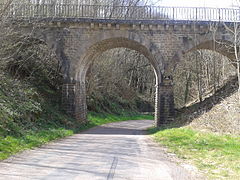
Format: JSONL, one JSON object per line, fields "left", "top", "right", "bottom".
{"left": 75, "top": 37, "right": 163, "bottom": 125}
{"left": 86, "top": 47, "right": 156, "bottom": 114}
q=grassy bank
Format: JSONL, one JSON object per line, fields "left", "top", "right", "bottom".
{"left": 149, "top": 127, "right": 240, "bottom": 179}
{"left": 0, "top": 128, "right": 73, "bottom": 160}
{"left": 0, "top": 112, "right": 153, "bottom": 161}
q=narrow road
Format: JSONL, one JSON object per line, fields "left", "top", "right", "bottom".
{"left": 0, "top": 120, "right": 197, "bottom": 180}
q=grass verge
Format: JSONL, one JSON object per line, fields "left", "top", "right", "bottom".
{"left": 0, "top": 129, "right": 73, "bottom": 160}
{"left": 149, "top": 127, "right": 240, "bottom": 179}
{"left": 0, "top": 112, "right": 153, "bottom": 161}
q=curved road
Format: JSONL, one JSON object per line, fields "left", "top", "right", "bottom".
{"left": 0, "top": 120, "right": 198, "bottom": 180}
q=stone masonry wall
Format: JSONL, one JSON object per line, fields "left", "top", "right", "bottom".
{"left": 23, "top": 19, "right": 233, "bottom": 127}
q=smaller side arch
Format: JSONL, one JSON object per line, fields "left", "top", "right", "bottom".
{"left": 185, "top": 40, "right": 236, "bottom": 63}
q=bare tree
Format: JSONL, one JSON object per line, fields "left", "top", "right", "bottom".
{"left": 223, "top": 21, "right": 240, "bottom": 104}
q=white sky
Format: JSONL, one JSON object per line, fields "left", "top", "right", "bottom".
{"left": 154, "top": 0, "right": 235, "bottom": 8}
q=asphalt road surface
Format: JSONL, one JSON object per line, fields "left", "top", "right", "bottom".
{"left": 0, "top": 120, "right": 198, "bottom": 180}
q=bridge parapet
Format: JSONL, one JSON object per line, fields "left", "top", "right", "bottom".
{"left": 1, "top": 3, "right": 240, "bottom": 22}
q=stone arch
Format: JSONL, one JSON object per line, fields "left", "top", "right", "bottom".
{"left": 62, "top": 30, "right": 175, "bottom": 126}
{"left": 184, "top": 40, "right": 236, "bottom": 63}
{"left": 72, "top": 30, "right": 164, "bottom": 83}
{"left": 76, "top": 37, "right": 163, "bottom": 125}
{"left": 77, "top": 37, "right": 162, "bottom": 83}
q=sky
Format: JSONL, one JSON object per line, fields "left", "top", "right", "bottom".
{"left": 154, "top": 0, "right": 236, "bottom": 8}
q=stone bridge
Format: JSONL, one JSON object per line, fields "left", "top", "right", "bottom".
{"left": 5, "top": 3, "right": 238, "bottom": 126}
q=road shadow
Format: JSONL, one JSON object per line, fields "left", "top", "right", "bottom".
{"left": 80, "top": 120, "right": 154, "bottom": 135}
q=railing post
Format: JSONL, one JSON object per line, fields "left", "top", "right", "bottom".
{"left": 81, "top": 4, "right": 83, "bottom": 17}
{"left": 238, "top": 8, "right": 240, "bottom": 22}
{"left": 219, "top": 8, "right": 221, "bottom": 22}
{"left": 196, "top": 7, "right": 198, "bottom": 21}
{"left": 173, "top": 7, "right": 174, "bottom": 20}
{"left": 149, "top": 6, "right": 151, "bottom": 19}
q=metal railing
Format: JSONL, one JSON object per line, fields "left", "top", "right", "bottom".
{"left": 1, "top": 3, "right": 240, "bottom": 22}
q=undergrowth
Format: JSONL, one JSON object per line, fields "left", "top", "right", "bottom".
{"left": 0, "top": 74, "right": 75, "bottom": 137}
